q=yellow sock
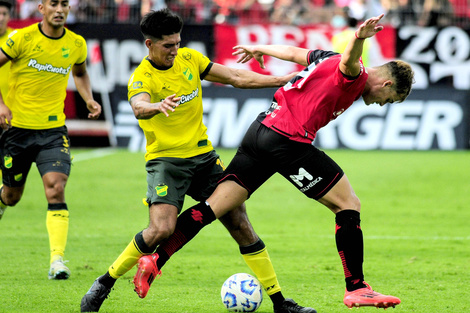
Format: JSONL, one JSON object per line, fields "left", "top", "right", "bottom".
{"left": 242, "top": 247, "right": 282, "bottom": 295}
{"left": 46, "top": 209, "right": 69, "bottom": 264}
{"left": 108, "top": 238, "right": 143, "bottom": 279}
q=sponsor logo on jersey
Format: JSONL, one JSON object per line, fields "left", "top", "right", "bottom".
{"left": 178, "top": 87, "right": 199, "bottom": 105}
{"left": 27, "top": 59, "right": 71, "bottom": 75}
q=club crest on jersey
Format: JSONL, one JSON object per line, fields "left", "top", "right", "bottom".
{"left": 183, "top": 68, "right": 193, "bottom": 81}
{"left": 62, "top": 47, "right": 70, "bottom": 58}
{"left": 14, "top": 174, "right": 22, "bottom": 182}
{"left": 156, "top": 185, "right": 168, "bottom": 197}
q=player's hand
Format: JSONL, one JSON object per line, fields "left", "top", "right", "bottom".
{"left": 355, "top": 14, "right": 384, "bottom": 39}
{"left": 232, "top": 45, "right": 266, "bottom": 69}
{"left": 157, "top": 94, "right": 181, "bottom": 117}
{"left": 0, "top": 102, "right": 12, "bottom": 131}
{"left": 86, "top": 100, "right": 102, "bottom": 120}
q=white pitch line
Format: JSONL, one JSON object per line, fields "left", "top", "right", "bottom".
{"left": 260, "top": 234, "right": 470, "bottom": 241}
{"left": 72, "top": 147, "right": 119, "bottom": 163}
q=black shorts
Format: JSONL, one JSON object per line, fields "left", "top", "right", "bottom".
{"left": 0, "top": 126, "right": 71, "bottom": 187}
{"left": 221, "top": 121, "right": 344, "bottom": 200}
{"left": 145, "top": 150, "right": 225, "bottom": 212}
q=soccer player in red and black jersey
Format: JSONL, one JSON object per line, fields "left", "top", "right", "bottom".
{"left": 135, "top": 14, "right": 414, "bottom": 310}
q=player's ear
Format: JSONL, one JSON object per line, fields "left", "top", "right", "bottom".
{"left": 145, "top": 39, "right": 152, "bottom": 49}
{"left": 38, "top": 2, "right": 44, "bottom": 14}
{"left": 382, "top": 80, "right": 393, "bottom": 88}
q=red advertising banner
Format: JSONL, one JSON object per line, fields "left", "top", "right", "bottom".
{"left": 214, "top": 24, "right": 396, "bottom": 75}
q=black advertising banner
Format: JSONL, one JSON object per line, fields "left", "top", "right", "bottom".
{"left": 60, "top": 23, "right": 469, "bottom": 150}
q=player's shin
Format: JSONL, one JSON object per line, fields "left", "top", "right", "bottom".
{"left": 108, "top": 231, "right": 154, "bottom": 281}
{"left": 335, "top": 209, "right": 366, "bottom": 291}
{"left": 155, "top": 201, "right": 216, "bottom": 269}
{"left": 240, "top": 239, "right": 285, "bottom": 306}
{"left": 46, "top": 203, "right": 69, "bottom": 263}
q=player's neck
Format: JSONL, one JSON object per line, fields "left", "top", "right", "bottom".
{"left": 39, "top": 21, "right": 65, "bottom": 38}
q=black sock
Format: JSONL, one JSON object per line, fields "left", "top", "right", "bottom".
{"left": 156, "top": 202, "right": 216, "bottom": 269}
{"left": 335, "top": 210, "right": 366, "bottom": 291}
{"left": 135, "top": 230, "right": 157, "bottom": 253}
{"left": 270, "top": 292, "right": 286, "bottom": 308}
{"left": 98, "top": 271, "right": 117, "bottom": 289}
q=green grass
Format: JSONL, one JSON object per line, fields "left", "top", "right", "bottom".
{"left": 0, "top": 148, "right": 468, "bottom": 312}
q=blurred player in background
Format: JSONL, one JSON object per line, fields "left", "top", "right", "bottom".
{"left": 0, "top": 0, "right": 13, "bottom": 98}
{"left": 132, "top": 14, "right": 414, "bottom": 310}
{"left": 0, "top": 0, "right": 101, "bottom": 279}
{"left": 81, "top": 8, "right": 316, "bottom": 313}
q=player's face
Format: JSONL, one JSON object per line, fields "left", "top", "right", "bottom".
{"left": 363, "top": 81, "right": 399, "bottom": 106}
{"left": 0, "top": 6, "right": 10, "bottom": 35}
{"left": 39, "top": 0, "right": 70, "bottom": 29}
{"left": 147, "top": 33, "right": 181, "bottom": 68}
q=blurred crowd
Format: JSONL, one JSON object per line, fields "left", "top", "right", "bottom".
{"left": 9, "top": 0, "right": 470, "bottom": 27}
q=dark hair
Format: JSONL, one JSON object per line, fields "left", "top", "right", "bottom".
{"left": 386, "top": 60, "right": 415, "bottom": 102}
{"left": 0, "top": 0, "right": 12, "bottom": 11}
{"left": 140, "top": 8, "right": 183, "bottom": 41}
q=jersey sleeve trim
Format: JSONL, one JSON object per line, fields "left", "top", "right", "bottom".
{"left": 201, "top": 62, "right": 213, "bottom": 80}
{"left": 0, "top": 47, "right": 12, "bottom": 60}
{"left": 129, "top": 91, "right": 151, "bottom": 101}
{"left": 307, "top": 50, "right": 339, "bottom": 65}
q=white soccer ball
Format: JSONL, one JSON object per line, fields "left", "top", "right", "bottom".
{"left": 221, "top": 273, "right": 263, "bottom": 312}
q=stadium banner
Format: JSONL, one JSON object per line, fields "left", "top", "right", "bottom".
{"left": 11, "top": 22, "right": 462, "bottom": 150}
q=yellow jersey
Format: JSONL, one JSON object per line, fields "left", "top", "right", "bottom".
{"left": 0, "top": 23, "right": 87, "bottom": 129}
{"left": 128, "top": 47, "right": 214, "bottom": 160}
{"left": 0, "top": 27, "right": 14, "bottom": 100}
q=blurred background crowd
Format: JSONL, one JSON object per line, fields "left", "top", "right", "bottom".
{"left": 8, "top": 0, "right": 470, "bottom": 27}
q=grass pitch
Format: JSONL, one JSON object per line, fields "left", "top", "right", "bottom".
{"left": 0, "top": 148, "right": 468, "bottom": 313}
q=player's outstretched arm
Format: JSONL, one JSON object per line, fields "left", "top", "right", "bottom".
{"left": 129, "top": 92, "right": 181, "bottom": 119}
{"left": 340, "top": 14, "right": 384, "bottom": 77}
{"left": 232, "top": 45, "right": 310, "bottom": 68}
{"left": 204, "top": 63, "right": 295, "bottom": 89}
{"left": 72, "top": 62, "right": 102, "bottom": 120}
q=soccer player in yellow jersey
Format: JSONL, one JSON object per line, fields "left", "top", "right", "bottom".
{"left": 0, "top": 0, "right": 13, "bottom": 98}
{"left": 81, "top": 8, "right": 316, "bottom": 313}
{"left": 0, "top": 0, "right": 102, "bottom": 280}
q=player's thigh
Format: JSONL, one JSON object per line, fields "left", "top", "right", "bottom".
{"left": 186, "top": 150, "right": 225, "bottom": 201}
{"left": 35, "top": 127, "right": 72, "bottom": 178}
{"left": 0, "top": 127, "right": 36, "bottom": 187}
{"left": 145, "top": 157, "right": 195, "bottom": 213}
{"left": 278, "top": 144, "right": 344, "bottom": 200}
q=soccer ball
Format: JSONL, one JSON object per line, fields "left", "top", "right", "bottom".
{"left": 221, "top": 273, "right": 263, "bottom": 312}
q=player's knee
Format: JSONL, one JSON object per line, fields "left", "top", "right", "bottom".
{"left": 45, "top": 182, "right": 66, "bottom": 201}
{"left": 342, "top": 194, "right": 361, "bottom": 212}
{"left": 147, "top": 224, "right": 175, "bottom": 242}
{"left": 2, "top": 193, "right": 21, "bottom": 206}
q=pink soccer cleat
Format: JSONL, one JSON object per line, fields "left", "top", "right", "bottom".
{"left": 133, "top": 253, "right": 162, "bottom": 298}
